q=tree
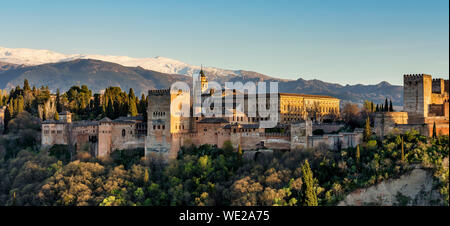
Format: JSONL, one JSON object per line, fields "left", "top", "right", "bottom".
{"left": 54, "top": 111, "right": 59, "bottom": 121}
{"left": 129, "top": 88, "right": 136, "bottom": 101}
{"left": 127, "top": 98, "right": 138, "bottom": 117}
{"left": 42, "top": 107, "right": 47, "bottom": 121}
{"left": 144, "top": 168, "right": 150, "bottom": 185}
{"left": 3, "top": 105, "right": 13, "bottom": 133}
{"left": 401, "top": 136, "right": 405, "bottom": 162}
{"left": 356, "top": 145, "right": 360, "bottom": 164}
{"left": 16, "top": 96, "right": 25, "bottom": 114}
{"left": 341, "top": 103, "right": 362, "bottom": 128}
{"left": 363, "top": 116, "right": 371, "bottom": 142}
{"left": 223, "top": 141, "right": 234, "bottom": 155}
{"left": 384, "top": 98, "right": 388, "bottom": 112}
{"left": 301, "top": 160, "right": 318, "bottom": 206}
{"left": 56, "top": 88, "right": 62, "bottom": 113}
{"left": 238, "top": 144, "right": 243, "bottom": 159}
{"left": 432, "top": 122, "right": 437, "bottom": 138}
{"left": 389, "top": 100, "right": 394, "bottom": 112}
{"left": 23, "top": 79, "right": 31, "bottom": 91}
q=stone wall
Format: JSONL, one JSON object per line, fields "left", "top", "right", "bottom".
{"left": 307, "top": 132, "right": 362, "bottom": 151}
{"left": 42, "top": 123, "right": 68, "bottom": 146}
{"left": 312, "top": 123, "right": 345, "bottom": 133}
{"left": 290, "top": 120, "right": 312, "bottom": 149}
{"left": 374, "top": 112, "right": 409, "bottom": 137}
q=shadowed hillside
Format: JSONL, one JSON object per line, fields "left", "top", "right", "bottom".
{"left": 0, "top": 59, "right": 403, "bottom": 105}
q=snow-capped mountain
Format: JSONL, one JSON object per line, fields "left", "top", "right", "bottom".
{"left": 0, "top": 46, "right": 404, "bottom": 105}
{"left": 0, "top": 46, "right": 241, "bottom": 78}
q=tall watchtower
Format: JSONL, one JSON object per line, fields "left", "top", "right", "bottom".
{"left": 199, "top": 67, "right": 208, "bottom": 93}
{"left": 145, "top": 89, "right": 172, "bottom": 158}
{"left": 403, "top": 74, "right": 432, "bottom": 122}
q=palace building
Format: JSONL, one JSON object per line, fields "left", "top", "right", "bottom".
{"left": 42, "top": 69, "right": 357, "bottom": 160}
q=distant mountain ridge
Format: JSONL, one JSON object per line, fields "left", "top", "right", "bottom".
{"left": 0, "top": 59, "right": 191, "bottom": 95}
{"left": 0, "top": 58, "right": 403, "bottom": 105}
{"left": 0, "top": 46, "right": 246, "bottom": 79}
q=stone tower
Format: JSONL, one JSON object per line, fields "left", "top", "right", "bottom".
{"left": 403, "top": 74, "right": 432, "bottom": 122}
{"left": 200, "top": 67, "right": 208, "bottom": 93}
{"left": 193, "top": 67, "right": 208, "bottom": 117}
{"left": 145, "top": 89, "right": 173, "bottom": 158}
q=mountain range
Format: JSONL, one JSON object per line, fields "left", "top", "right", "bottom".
{"left": 0, "top": 46, "right": 403, "bottom": 105}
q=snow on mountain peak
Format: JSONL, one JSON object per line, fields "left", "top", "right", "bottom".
{"left": 0, "top": 46, "right": 238, "bottom": 77}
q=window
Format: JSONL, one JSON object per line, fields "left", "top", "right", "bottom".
{"left": 122, "top": 129, "right": 126, "bottom": 137}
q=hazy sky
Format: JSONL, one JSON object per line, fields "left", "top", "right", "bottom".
{"left": 0, "top": 0, "right": 448, "bottom": 85}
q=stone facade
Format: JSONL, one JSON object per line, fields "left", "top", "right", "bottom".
{"left": 42, "top": 112, "right": 146, "bottom": 158}
{"left": 42, "top": 70, "right": 360, "bottom": 160}
{"left": 375, "top": 74, "right": 449, "bottom": 137}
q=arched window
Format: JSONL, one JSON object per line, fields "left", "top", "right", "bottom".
{"left": 122, "top": 129, "right": 126, "bottom": 137}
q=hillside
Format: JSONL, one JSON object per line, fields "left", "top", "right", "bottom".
{"left": 0, "top": 59, "right": 191, "bottom": 96}
{"left": 0, "top": 59, "right": 403, "bottom": 104}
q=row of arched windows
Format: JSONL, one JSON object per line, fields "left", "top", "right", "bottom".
{"left": 152, "top": 125, "right": 165, "bottom": 130}
{"left": 153, "top": 112, "right": 166, "bottom": 117}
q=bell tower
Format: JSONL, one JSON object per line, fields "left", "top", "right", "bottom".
{"left": 199, "top": 66, "right": 208, "bottom": 93}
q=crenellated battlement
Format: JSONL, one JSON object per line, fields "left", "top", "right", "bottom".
{"left": 148, "top": 89, "right": 170, "bottom": 96}
{"left": 403, "top": 74, "right": 432, "bottom": 81}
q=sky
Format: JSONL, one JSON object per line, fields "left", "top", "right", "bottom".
{"left": 0, "top": 0, "right": 448, "bottom": 85}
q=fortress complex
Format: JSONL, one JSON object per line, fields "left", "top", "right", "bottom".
{"left": 375, "top": 74, "right": 449, "bottom": 137}
{"left": 42, "top": 69, "right": 361, "bottom": 159}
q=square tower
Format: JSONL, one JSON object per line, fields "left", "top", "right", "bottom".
{"left": 403, "top": 74, "right": 432, "bottom": 121}
{"left": 145, "top": 89, "right": 172, "bottom": 158}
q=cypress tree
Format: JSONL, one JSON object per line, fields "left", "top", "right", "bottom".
{"left": 384, "top": 98, "right": 388, "bottom": 112}
{"left": 16, "top": 96, "right": 24, "bottom": 114}
{"left": 56, "top": 88, "right": 62, "bottom": 113}
{"left": 301, "top": 160, "right": 318, "bottom": 206}
{"left": 129, "top": 88, "right": 136, "bottom": 101}
{"left": 389, "top": 100, "right": 394, "bottom": 112}
{"left": 106, "top": 98, "right": 114, "bottom": 119}
{"left": 364, "top": 116, "right": 371, "bottom": 141}
{"left": 23, "top": 79, "right": 31, "bottom": 91}
{"left": 4, "top": 105, "right": 12, "bottom": 132}
{"left": 375, "top": 104, "right": 379, "bottom": 112}
{"left": 432, "top": 122, "right": 437, "bottom": 138}
{"left": 144, "top": 169, "right": 150, "bottom": 185}
{"left": 12, "top": 98, "right": 18, "bottom": 117}
{"left": 356, "top": 144, "right": 361, "bottom": 164}
{"left": 139, "top": 94, "right": 147, "bottom": 113}
{"left": 401, "top": 136, "right": 405, "bottom": 162}
{"left": 42, "top": 107, "right": 47, "bottom": 121}
{"left": 128, "top": 98, "right": 138, "bottom": 117}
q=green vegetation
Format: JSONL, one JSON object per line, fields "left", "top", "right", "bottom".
{"left": 0, "top": 112, "right": 447, "bottom": 206}
{"left": 0, "top": 88, "right": 447, "bottom": 206}
{"left": 1, "top": 79, "right": 148, "bottom": 133}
